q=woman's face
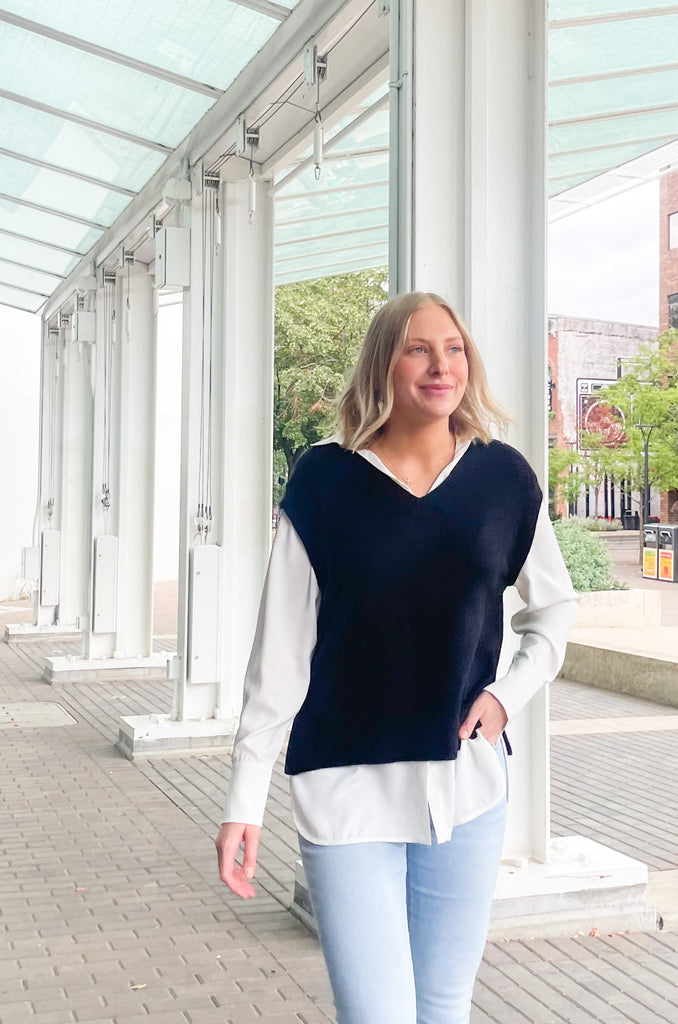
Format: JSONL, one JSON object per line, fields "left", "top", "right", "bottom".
{"left": 390, "top": 304, "right": 468, "bottom": 426}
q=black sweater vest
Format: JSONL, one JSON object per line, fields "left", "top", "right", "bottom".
{"left": 280, "top": 440, "right": 542, "bottom": 776}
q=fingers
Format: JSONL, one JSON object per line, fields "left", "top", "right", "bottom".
{"left": 459, "top": 691, "right": 508, "bottom": 745}
{"left": 215, "top": 823, "right": 261, "bottom": 899}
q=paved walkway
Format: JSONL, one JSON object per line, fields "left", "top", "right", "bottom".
{"left": 2, "top": 537, "right": 678, "bottom": 1024}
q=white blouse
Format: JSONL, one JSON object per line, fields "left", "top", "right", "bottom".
{"left": 224, "top": 439, "right": 578, "bottom": 845}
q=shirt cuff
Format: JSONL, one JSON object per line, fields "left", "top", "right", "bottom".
{"left": 223, "top": 759, "right": 273, "bottom": 827}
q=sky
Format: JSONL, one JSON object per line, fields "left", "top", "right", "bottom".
{"left": 548, "top": 179, "right": 659, "bottom": 328}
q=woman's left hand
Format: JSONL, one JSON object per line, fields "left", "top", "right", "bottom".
{"left": 459, "top": 691, "right": 508, "bottom": 746}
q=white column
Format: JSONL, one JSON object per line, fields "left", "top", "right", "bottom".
{"left": 32, "top": 320, "right": 62, "bottom": 627}
{"left": 56, "top": 313, "right": 95, "bottom": 629}
{"left": 172, "top": 178, "right": 274, "bottom": 726}
{"left": 84, "top": 272, "right": 121, "bottom": 661}
{"left": 113, "top": 268, "right": 157, "bottom": 657}
{"left": 217, "top": 179, "right": 275, "bottom": 720}
{"left": 391, "top": 0, "right": 549, "bottom": 861}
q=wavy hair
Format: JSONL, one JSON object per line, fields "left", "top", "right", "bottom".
{"left": 336, "top": 291, "right": 510, "bottom": 450}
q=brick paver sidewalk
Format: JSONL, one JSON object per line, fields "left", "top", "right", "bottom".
{"left": 2, "top": 624, "right": 678, "bottom": 1023}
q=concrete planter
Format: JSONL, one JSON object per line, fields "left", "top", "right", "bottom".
{"left": 573, "top": 588, "right": 661, "bottom": 629}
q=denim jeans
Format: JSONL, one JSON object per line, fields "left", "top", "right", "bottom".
{"left": 298, "top": 756, "right": 507, "bottom": 1024}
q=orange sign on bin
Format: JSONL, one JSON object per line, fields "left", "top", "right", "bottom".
{"left": 659, "top": 550, "right": 674, "bottom": 581}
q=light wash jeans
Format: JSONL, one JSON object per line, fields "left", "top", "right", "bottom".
{"left": 298, "top": 749, "right": 507, "bottom": 1024}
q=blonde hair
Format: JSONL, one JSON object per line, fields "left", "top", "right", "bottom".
{"left": 336, "top": 292, "right": 510, "bottom": 450}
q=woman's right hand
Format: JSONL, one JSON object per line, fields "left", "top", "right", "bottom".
{"left": 215, "top": 821, "right": 261, "bottom": 899}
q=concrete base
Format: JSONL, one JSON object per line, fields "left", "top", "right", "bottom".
{"left": 116, "top": 712, "right": 237, "bottom": 760}
{"left": 43, "top": 653, "right": 170, "bottom": 685}
{"left": 574, "top": 589, "right": 661, "bottom": 629}
{"left": 489, "top": 836, "right": 656, "bottom": 938}
{"left": 4, "top": 622, "right": 81, "bottom": 644}
{"left": 292, "top": 835, "right": 657, "bottom": 940}
{"left": 561, "top": 641, "right": 678, "bottom": 708}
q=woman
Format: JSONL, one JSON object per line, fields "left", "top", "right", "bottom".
{"left": 215, "top": 292, "right": 577, "bottom": 1024}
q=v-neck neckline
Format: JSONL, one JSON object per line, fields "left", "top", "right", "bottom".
{"left": 337, "top": 438, "right": 476, "bottom": 502}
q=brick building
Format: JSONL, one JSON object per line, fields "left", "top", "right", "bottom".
{"left": 548, "top": 316, "right": 657, "bottom": 520}
{"left": 658, "top": 169, "right": 678, "bottom": 521}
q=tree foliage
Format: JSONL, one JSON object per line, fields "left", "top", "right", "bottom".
{"left": 549, "top": 329, "right": 678, "bottom": 514}
{"left": 274, "top": 269, "right": 388, "bottom": 478}
{"left": 594, "top": 329, "right": 678, "bottom": 496}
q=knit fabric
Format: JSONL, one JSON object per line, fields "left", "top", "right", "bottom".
{"left": 280, "top": 440, "right": 542, "bottom": 775}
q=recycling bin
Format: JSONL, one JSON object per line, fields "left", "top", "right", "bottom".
{"left": 642, "top": 524, "right": 659, "bottom": 579}
{"left": 658, "top": 525, "right": 678, "bottom": 582}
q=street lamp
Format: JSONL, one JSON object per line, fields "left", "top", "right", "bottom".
{"left": 636, "top": 423, "right": 656, "bottom": 525}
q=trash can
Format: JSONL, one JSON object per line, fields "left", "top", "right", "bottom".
{"left": 623, "top": 510, "right": 639, "bottom": 530}
{"left": 642, "top": 524, "right": 659, "bottom": 579}
{"left": 658, "top": 525, "right": 678, "bottom": 582}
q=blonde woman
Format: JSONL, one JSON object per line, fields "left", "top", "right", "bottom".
{"left": 215, "top": 292, "right": 577, "bottom": 1024}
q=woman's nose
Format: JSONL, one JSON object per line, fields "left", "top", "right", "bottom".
{"left": 429, "top": 350, "right": 448, "bottom": 375}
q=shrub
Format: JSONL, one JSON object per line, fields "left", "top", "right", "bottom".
{"left": 552, "top": 518, "right": 622, "bottom": 592}
{"left": 583, "top": 518, "right": 623, "bottom": 532}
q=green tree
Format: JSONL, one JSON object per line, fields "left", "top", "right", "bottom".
{"left": 548, "top": 445, "right": 582, "bottom": 515}
{"left": 274, "top": 269, "right": 388, "bottom": 480}
{"left": 595, "top": 329, "right": 678, "bottom": 504}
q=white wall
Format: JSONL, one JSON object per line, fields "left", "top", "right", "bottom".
{"left": 0, "top": 307, "right": 40, "bottom": 599}
{"left": 153, "top": 300, "right": 182, "bottom": 582}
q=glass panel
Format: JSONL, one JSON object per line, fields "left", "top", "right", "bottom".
{"left": 2, "top": 0, "right": 279, "bottom": 92}
{"left": 276, "top": 205, "right": 388, "bottom": 241}
{"left": 276, "top": 225, "right": 388, "bottom": 260}
{"left": 0, "top": 282, "right": 44, "bottom": 312}
{"left": 277, "top": 157, "right": 389, "bottom": 200}
{"left": 0, "top": 22, "right": 214, "bottom": 147}
{"left": 550, "top": 14, "right": 678, "bottom": 79}
{"left": 0, "top": 233, "right": 78, "bottom": 276}
{"left": 0, "top": 258, "right": 61, "bottom": 295}
{"left": 277, "top": 184, "right": 389, "bottom": 225}
{"left": 328, "top": 112, "right": 389, "bottom": 155}
{"left": 276, "top": 253, "right": 387, "bottom": 287}
{"left": 0, "top": 97, "right": 166, "bottom": 191}
{"left": 276, "top": 241, "right": 388, "bottom": 274}
{"left": 548, "top": 172, "right": 596, "bottom": 196}
{"left": 549, "top": 140, "right": 667, "bottom": 182}
{"left": 550, "top": 68, "right": 678, "bottom": 122}
{"left": 0, "top": 152, "right": 130, "bottom": 226}
{"left": 550, "top": 0, "right": 678, "bottom": 20}
{"left": 549, "top": 109, "right": 678, "bottom": 155}
{"left": 0, "top": 200, "right": 102, "bottom": 251}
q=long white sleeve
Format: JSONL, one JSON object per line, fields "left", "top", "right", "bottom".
{"left": 484, "top": 503, "right": 579, "bottom": 721}
{"left": 223, "top": 513, "right": 318, "bottom": 826}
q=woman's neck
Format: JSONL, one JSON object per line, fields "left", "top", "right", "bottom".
{"left": 377, "top": 419, "right": 455, "bottom": 461}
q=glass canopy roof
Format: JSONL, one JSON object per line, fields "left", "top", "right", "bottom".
{"left": 1, "top": 0, "right": 678, "bottom": 311}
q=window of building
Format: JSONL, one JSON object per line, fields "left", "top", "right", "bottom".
{"left": 670, "top": 212, "right": 678, "bottom": 250}
{"left": 669, "top": 292, "right": 678, "bottom": 328}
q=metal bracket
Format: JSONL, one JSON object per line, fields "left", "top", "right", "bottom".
{"left": 120, "top": 247, "right": 135, "bottom": 267}
{"left": 59, "top": 313, "right": 70, "bottom": 328}
{"left": 235, "top": 115, "right": 260, "bottom": 154}
{"left": 102, "top": 270, "right": 117, "bottom": 286}
{"left": 204, "top": 170, "right": 220, "bottom": 190}
{"left": 304, "top": 43, "right": 327, "bottom": 87}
